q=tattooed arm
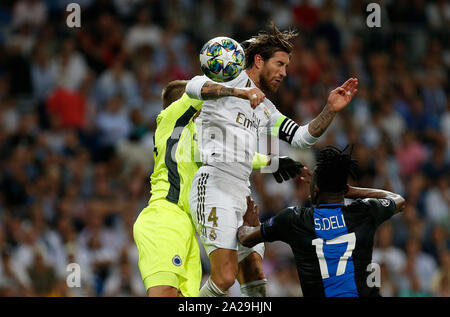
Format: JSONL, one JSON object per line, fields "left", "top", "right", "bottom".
{"left": 308, "top": 78, "right": 359, "bottom": 138}
{"left": 202, "top": 82, "right": 265, "bottom": 108}
{"left": 308, "top": 104, "right": 338, "bottom": 138}
{"left": 200, "top": 81, "right": 236, "bottom": 99}
{"left": 264, "top": 78, "right": 358, "bottom": 150}
{"left": 185, "top": 75, "right": 265, "bottom": 108}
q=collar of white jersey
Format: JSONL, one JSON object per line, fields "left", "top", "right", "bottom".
{"left": 233, "top": 70, "right": 256, "bottom": 88}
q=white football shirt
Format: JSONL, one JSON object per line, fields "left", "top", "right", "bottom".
{"left": 186, "top": 70, "right": 318, "bottom": 180}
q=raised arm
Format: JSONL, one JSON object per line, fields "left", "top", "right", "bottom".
{"left": 185, "top": 75, "right": 265, "bottom": 108}
{"left": 308, "top": 78, "right": 358, "bottom": 138}
{"left": 345, "top": 185, "right": 406, "bottom": 214}
{"left": 263, "top": 78, "right": 358, "bottom": 150}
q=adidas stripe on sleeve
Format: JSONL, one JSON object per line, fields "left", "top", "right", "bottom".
{"left": 270, "top": 113, "right": 318, "bottom": 148}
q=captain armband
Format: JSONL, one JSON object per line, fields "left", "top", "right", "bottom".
{"left": 271, "top": 116, "right": 300, "bottom": 144}
{"left": 271, "top": 116, "right": 318, "bottom": 148}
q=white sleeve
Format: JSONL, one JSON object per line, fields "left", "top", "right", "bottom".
{"left": 185, "top": 75, "right": 210, "bottom": 100}
{"left": 264, "top": 99, "right": 318, "bottom": 149}
{"left": 290, "top": 123, "right": 318, "bottom": 149}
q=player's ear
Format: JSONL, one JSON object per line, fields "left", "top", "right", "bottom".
{"left": 254, "top": 54, "right": 264, "bottom": 69}
{"left": 310, "top": 184, "right": 319, "bottom": 204}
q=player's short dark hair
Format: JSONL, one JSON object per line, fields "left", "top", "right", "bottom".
{"left": 244, "top": 22, "right": 298, "bottom": 69}
{"left": 161, "top": 80, "right": 188, "bottom": 108}
{"left": 315, "top": 145, "right": 359, "bottom": 193}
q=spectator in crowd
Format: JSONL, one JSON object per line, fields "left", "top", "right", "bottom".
{"left": 31, "top": 43, "right": 56, "bottom": 103}
{"left": 424, "top": 175, "right": 450, "bottom": 228}
{"left": 102, "top": 247, "right": 145, "bottom": 297}
{"left": 379, "top": 262, "right": 399, "bottom": 297}
{"left": 373, "top": 222, "right": 407, "bottom": 286}
{"left": 50, "top": 39, "right": 88, "bottom": 92}
{"left": 125, "top": 9, "right": 162, "bottom": 54}
{"left": 12, "top": 0, "right": 47, "bottom": 30}
{"left": 96, "top": 93, "right": 131, "bottom": 148}
{"left": 94, "top": 58, "right": 138, "bottom": 108}
{"left": 430, "top": 250, "right": 450, "bottom": 297}
{"left": 398, "top": 238, "right": 438, "bottom": 294}
{"left": 424, "top": 225, "right": 450, "bottom": 263}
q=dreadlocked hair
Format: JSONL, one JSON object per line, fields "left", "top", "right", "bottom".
{"left": 244, "top": 22, "right": 298, "bottom": 69}
{"left": 315, "top": 145, "right": 360, "bottom": 193}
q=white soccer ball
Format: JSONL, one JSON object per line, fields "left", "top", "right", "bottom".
{"left": 199, "top": 36, "right": 245, "bottom": 82}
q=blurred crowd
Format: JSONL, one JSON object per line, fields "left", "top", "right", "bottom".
{"left": 0, "top": 0, "right": 448, "bottom": 297}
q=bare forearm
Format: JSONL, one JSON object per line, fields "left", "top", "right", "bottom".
{"left": 346, "top": 186, "right": 396, "bottom": 199}
{"left": 308, "top": 104, "right": 337, "bottom": 138}
{"left": 346, "top": 186, "right": 406, "bottom": 212}
{"left": 200, "top": 82, "right": 236, "bottom": 100}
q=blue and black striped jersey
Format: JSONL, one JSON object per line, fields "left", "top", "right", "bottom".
{"left": 261, "top": 198, "right": 397, "bottom": 297}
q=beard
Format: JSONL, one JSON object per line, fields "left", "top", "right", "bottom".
{"left": 259, "top": 71, "right": 281, "bottom": 95}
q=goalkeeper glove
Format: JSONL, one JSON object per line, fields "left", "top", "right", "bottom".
{"left": 271, "top": 156, "right": 304, "bottom": 183}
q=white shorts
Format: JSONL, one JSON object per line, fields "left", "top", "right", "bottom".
{"left": 189, "top": 165, "right": 265, "bottom": 262}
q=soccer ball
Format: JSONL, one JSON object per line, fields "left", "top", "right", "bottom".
{"left": 199, "top": 36, "right": 245, "bottom": 82}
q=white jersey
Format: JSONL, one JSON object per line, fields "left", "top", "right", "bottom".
{"left": 186, "top": 71, "right": 318, "bottom": 181}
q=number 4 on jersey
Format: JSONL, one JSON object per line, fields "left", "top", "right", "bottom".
{"left": 208, "top": 207, "right": 219, "bottom": 227}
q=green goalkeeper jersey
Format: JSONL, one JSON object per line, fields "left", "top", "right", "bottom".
{"left": 149, "top": 93, "right": 202, "bottom": 210}
{"left": 149, "top": 93, "right": 270, "bottom": 215}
